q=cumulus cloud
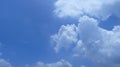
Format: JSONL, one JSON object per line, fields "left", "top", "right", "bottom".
{"left": 51, "top": 16, "right": 120, "bottom": 66}
{"left": 52, "top": 0, "right": 120, "bottom": 66}
{"left": 0, "top": 59, "right": 12, "bottom": 67}
{"left": 26, "top": 59, "right": 72, "bottom": 67}
{"left": 51, "top": 24, "right": 78, "bottom": 52}
{"left": 54, "top": 0, "right": 120, "bottom": 20}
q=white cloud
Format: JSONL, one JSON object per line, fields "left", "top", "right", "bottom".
{"left": 52, "top": 0, "right": 120, "bottom": 66}
{"left": 0, "top": 59, "right": 12, "bottom": 67}
{"left": 51, "top": 24, "right": 78, "bottom": 52}
{"left": 54, "top": 0, "right": 120, "bottom": 20}
{"left": 0, "top": 42, "right": 12, "bottom": 67}
{"left": 51, "top": 16, "right": 120, "bottom": 66}
{"left": 81, "top": 65, "right": 85, "bottom": 67}
{"left": 26, "top": 59, "right": 72, "bottom": 67}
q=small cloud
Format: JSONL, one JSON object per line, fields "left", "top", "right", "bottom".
{"left": 81, "top": 65, "right": 85, "bottom": 67}
{"left": 0, "top": 59, "right": 12, "bottom": 67}
{"left": 51, "top": 24, "right": 78, "bottom": 53}
{"left": 26, "top": 59, "right": 72, "bottom": 67}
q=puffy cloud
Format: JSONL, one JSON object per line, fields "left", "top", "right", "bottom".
{"left": 75, "top": 16, "right": 120, "bottom": 65}
{"left": 51, "top": 16, "right": 120, "bottom": 66}
{"left": 0, "top": 59, "right": 12, "bottom": 67}
{"left": 51, "top": 24, "right": 78, "bottom": 52}
{"left": 53, "top": 0, "right": 120, "bottom": 66}
{"left": 54, "top": 0, "right": 120, "bottom": 20}
{"left": 26, "top": 59, "right": 72, "bottom": 67}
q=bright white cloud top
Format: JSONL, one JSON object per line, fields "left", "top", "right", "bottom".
{"left": 54, "top": 0, "right": 120, "bottom": 20}
{"left": 51, "top": 0, "right": 120, "bottom": 67}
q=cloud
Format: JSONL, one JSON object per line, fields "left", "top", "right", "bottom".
{"left": 54, "top": 0, "right": 120, "bottom": 20}
{"left": 51, "top": 24, "right": 78, "bottom": 52}
{"left": 26, "top": 59, "right": 72, "bottom": 67}
{"left": 0, "top": 43, "right": 12, "bottom": 67}
{"left": 52, "top": 0, "right": 120, "bottom": 66}
{"left": 0, "top": 59, "right": 12, "bottom": 67}
{"left": 81, "top": 65, "right": 85, "bottom": 67}
{"left": 51, "top": 16, "right": 120, "bottom": 66}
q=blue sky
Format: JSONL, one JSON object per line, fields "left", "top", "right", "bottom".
{"left": 1, "top": 0, "right": 57, "bottom": 66}
{"left": 0, "top": 0, "right": 78, "bottom": 67}
{"left": 0, "top": 0, "right": 120, "bottom": 67}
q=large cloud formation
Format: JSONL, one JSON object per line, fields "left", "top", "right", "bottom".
{"left": 51, "top": 0, "right": 120, "bottom": 67}
{"left": 51, "top": 15, "right": 120, "bottom": 67}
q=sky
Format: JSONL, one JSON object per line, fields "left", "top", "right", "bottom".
{"left": 0, "top": 0, "right": 120, "bottom": 67}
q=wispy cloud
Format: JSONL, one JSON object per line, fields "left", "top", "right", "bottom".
{"left": 0, "top": 59, "right": 12, "bottom": 67}
{"left": 26, "top": 59, "right": 72, "bottom": 67}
